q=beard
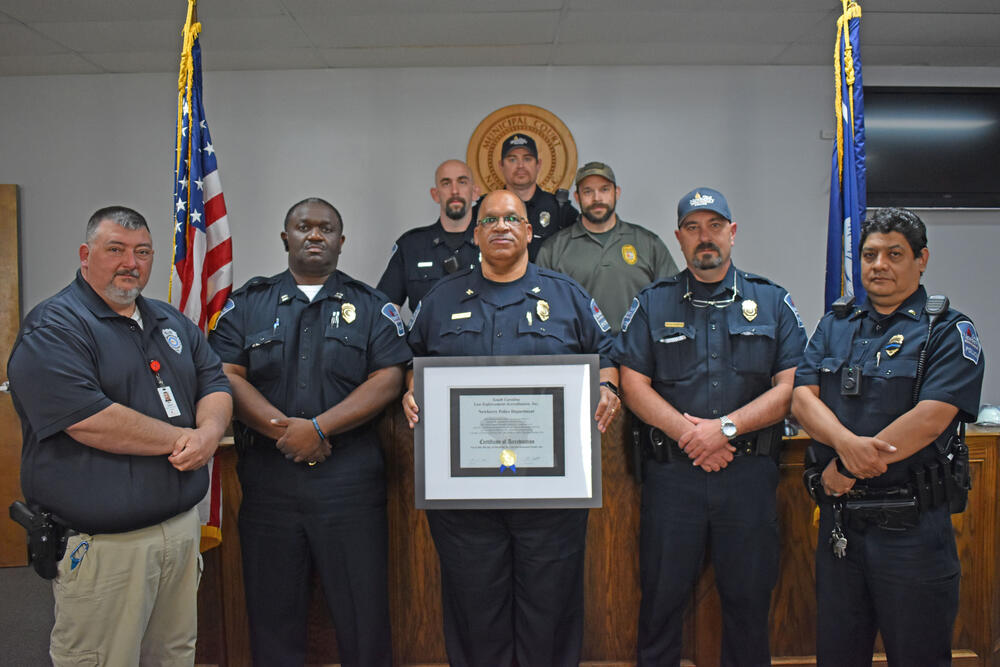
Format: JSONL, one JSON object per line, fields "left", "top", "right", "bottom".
{"left": 583, "top": 201, "right": 615, "bottom": 224}
{"left": 690, "top": 243, "right": 724, "bottom": 270}
{"left": 103, "top": 270, "right": 142, "bottom": 305}
{"left": 444, "top": 198, "right": 469, "bottom": 220}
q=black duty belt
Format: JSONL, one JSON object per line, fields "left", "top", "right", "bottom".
{"left": 636, "top": 421, "right": 783, "bottom": 465}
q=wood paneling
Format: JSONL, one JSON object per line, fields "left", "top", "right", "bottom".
{"left": 197, "top": 416, "right": 1000, "bottom": 666}
{"left": 0, "top": 184, "right": 24, "bottom": 567}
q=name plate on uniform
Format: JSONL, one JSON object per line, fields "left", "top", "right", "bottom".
{"left": 413, "top": 354, "right": 601, "bottom": 509}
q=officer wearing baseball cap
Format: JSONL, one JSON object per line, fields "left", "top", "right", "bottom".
{"left": 485, "top": 133, "right": 578, "bottom": 261}
{"left": 536, "top": 161, "right": 679, "bottom": 334}
{"left": 613, "top": 186, "right": 807, "bottom": 665}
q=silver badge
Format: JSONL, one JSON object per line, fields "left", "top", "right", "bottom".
{"left": 162, "top": 328, "right": 183, "bottom": 354}
{"left": 539, "top": 211, "right": 551, "bottom": 227}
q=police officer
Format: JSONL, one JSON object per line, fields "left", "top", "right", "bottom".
{"left": 792, "top": 207, "right": 984, "bottom": 667}
{"left": 209, "top": 198, "right": 411, "bottom": 667}
{"left": 490, "top": 133, "right": 578, "bottom": 261}
{"left": 613, "top": 187, "right": 807, "bottom": 666}
{"left": 377, "top": 159, "right": 481, "bottom": 311}
{"left": 403, "top": 189, "right": 619, "bottom": 667}
{"left": 8, "top": 206, "right": 232, "bottom": 666}
{"left": 536, "top": 161, "right": 679, "bottom": 334}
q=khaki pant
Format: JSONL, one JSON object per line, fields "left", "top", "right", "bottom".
{"left": 50, "top": 507, "right": 203, "bottom": 667}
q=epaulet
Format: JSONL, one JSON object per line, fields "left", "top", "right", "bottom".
{"left": 423, "top": 267, "right": 475, "bottom": 301}
{"left": 397, "top": 221, "right": 439, "bottom": 240}
{"left": 645, "top": 274, "right": 682, "bottom": 290}
{"left": 233, "top": 275, "right": 278, "bottom": 295}
{"left": 341, "top": 275, "right": 379, "bottom": 295}
{"left": 740, "top": 271, "right": 775, "bottom": 286}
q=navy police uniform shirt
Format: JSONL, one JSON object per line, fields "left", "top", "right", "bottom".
{"left": 376, "top": 219, "right": 480, "bottom": 312}
{"left": 408, "top": 263, "right": 614, "bottom": 367}
{"left": 209, "top": 269, "right": 412, "bottom": 433}
{"left": 795, "top": 285, "right": 985, "bottom": 487}
{"left": 8, "top": 271, "right": 231, "bottom": 534}
{"left": 613, "top": 264, "right": 807, "bottom": 420}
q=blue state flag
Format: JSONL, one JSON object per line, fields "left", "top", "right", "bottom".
{"left": 825, "top": 0, "right": 867, "bottom": 311}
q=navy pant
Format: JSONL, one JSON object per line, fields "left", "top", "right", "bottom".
{"left": 237, "top": 441, "right": 391, "bottom": 667}
{"left": 426, "top": 507, "right": 588, "bottom": 667}
{"left": 638, "top": 455, "right": 779, "bottom": 667}
{"left": 816, "top": 503, "right": 960, "bottom": 667}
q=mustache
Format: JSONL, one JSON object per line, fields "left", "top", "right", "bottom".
{"left": 695, "top": 243, "right": 720, "bottom": 254}
{"left": 115, "top": 269, "right": 140, "bottom": 278}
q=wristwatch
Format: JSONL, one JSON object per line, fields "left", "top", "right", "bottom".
{"left": 599, "top": 380, "right": 620, "bottom": 398}
{"left": 720, "top": 415, "right": 738, "bottom": 439}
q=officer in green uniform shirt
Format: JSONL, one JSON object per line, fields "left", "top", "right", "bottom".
{"left": 536, "top": 161, "right": 679, "bottom": 334}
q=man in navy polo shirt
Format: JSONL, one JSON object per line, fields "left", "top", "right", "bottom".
{"left": 613, "top": 187, "right": 807, "bottom": 666}
{"left": 793, "top": 207, "right": 985, "bottom": 666}
{"left": 8, "top": 205, "right": 232, "bottom": 666}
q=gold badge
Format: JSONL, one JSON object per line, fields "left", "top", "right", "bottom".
{"left": 664, "top": 321, "right": 684, "bottom": 328}
{"left": 537, "top": 300, "right": 550, "bottom": 321}
{"left": 539, "top": 211, "right": 551, "bottom": 227}
{"left": 342, "top": 303, "right": 356, "bottom": 324}
{"left": 621, "top": 244, "right": 638, "bottom": 265}
{"left": 500, "top": 449, "right": 517, "bottom": 470}
{"left": 885, "top": 334, "right": 904, "bottom": 357}
{"left": 526, "top": 311, "right": 533, "bottom": 326}
{"left": 742, "top": 300, "right": 758, "bottom": 322}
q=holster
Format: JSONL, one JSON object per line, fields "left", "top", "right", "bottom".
{"left": 9, "top": 501, "right": 75, "bottom": 580}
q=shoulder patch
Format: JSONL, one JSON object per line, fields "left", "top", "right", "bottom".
{"left": 784, "top": 293, "right": 805, "bottom": 329}
{"left": 621, "top": 297, "right": 640, "bottom": 333}
{"left": 408, "top": 301, "right": 422, "bottom": 331}
{"left": 381, "top": 303, "right": 406, "bottom": 337}
{"left": 590, "top": 299, "right": 611, "bottom": 333}
{"left": 956, "top": 320, "right": 981, "bottom": 364}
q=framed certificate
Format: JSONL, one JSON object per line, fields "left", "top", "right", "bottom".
{"left": 413, "top": 354, "right": 602, "bottom": 509}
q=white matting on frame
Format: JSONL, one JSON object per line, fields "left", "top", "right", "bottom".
{"left": 414, "top": 354, "right": 602, "bottom": 510}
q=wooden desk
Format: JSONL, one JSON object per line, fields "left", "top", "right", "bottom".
{"left": 196, "top": 415, "right": 1000, "bottom": 666}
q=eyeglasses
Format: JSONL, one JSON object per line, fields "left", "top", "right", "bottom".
{"left": 478, "top": 215, "right": 526, "bottom": 228}
{"left": 683, "top": 273, "right": 739, "bottom": 308}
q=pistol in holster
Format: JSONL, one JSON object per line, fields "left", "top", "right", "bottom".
{"left": 8, "top": 500, "right": 74, "bottom": 580}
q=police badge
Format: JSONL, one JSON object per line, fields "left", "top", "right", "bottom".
{"left": 741, "top": 300, "right": 758, "bottom": 322}
{"left": 536, "top": 300, "right": 550, "bottom": 321}
{"left": 342, "top": 303, "right": 356, "bottom": 324}
{"left": 539, "top": 211, "right": 551, "bottom": 227}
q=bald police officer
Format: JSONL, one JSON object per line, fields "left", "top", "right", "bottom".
{"left": 536, "top": 161, "right": 679, "bottom": 334}
{"left": 377, "top": 159, "right": 481, "bottom": 312}
{"left": 404, "top": 189, "right": 619, "bottom": 667}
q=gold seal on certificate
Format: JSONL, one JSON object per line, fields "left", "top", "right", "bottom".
{"left": 500, "top": 449, "right": 517, "bottom": 472}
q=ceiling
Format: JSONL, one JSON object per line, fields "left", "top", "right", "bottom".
{"left": 1, "top": 0, "right": 999, "bottom": 76}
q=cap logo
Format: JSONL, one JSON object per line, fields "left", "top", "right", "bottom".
{"left": 509, "top": 135, "right": 528, "bottom": 145}
{"left": 689, "top": 192, "right": 715, "bottom": 207}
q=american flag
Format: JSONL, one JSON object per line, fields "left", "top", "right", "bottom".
{"left": 171, "top": 4, "right": 231, "bottom": 551}
{"left": 171, "top": 31, "right": 232, "bottom": 332}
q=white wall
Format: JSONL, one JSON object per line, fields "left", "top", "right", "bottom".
{"left": 1, "top": 64, "right": 998, "bottom": 403}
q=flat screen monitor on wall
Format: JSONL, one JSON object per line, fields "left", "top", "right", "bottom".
{"left": 864, "top": 86, "right": 1000, "bottom": 209}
